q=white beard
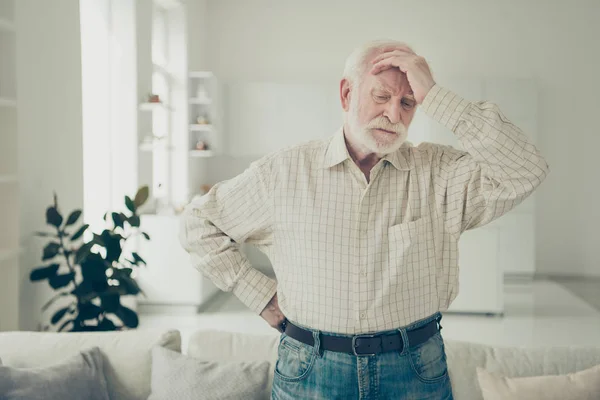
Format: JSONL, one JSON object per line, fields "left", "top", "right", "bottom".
{"left": 346, "top": 95, "right": 408, "bottom": 156}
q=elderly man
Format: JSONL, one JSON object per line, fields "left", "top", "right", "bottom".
{"left": 179, "top": 41, "right": 549, "bottom": 399}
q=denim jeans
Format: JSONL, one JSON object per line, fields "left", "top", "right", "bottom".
{"left": 271, "top": 312, "right": 454, "bottom": 400}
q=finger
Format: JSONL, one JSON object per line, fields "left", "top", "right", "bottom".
{"left": 372, "top": 49, "right": 415, "bottom": 65}
{"left": 370, "top": 57, "right": 409, "bottom": 75}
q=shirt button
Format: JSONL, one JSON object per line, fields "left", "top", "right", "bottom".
{"left": 362, "top": 270, "right": 367, "bottom": 277}
{"left": 360, "top": 312, "right": 366, "bottom": 319}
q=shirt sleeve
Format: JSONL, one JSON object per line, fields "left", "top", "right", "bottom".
{"left": 422, "top": 85, "right": 550, "bottom": 237}
{"left": 178, "top": 158, "right": 277, "bottom": 315}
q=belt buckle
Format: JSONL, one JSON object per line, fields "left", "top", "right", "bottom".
{"left": 352, "top": 334, "right": 378, "bottom": 356}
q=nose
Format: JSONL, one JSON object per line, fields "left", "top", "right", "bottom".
{"left": 383, "top": 101, "right": 402, "bottom": 125}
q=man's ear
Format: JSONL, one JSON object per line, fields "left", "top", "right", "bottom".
{"left": 340, "top": 78, "right": 352, "bottom": 112}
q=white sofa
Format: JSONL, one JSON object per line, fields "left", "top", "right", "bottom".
{"left": 1, "top": 328, "right": 600, "bottom": 400}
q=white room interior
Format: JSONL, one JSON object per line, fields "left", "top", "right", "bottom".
{"left": 0, "top": 0, "right": 599, "bottom": 352}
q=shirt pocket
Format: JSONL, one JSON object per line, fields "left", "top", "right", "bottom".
{"left": 387, "top": 217, "right": 434, "bottom": 286}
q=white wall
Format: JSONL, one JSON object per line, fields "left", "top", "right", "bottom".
{"left": 16, "top": 0, "right": 84, "bottom": 330}
{"left": 194, "top": 0, "right": 600, "bottom": 278}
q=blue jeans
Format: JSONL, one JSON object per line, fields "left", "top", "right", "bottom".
{"left": 271, "top": 312, "right": 454, "bottom": 400}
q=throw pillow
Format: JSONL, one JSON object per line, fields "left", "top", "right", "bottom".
{"left": 0, "top": 347, "right": 110, "bottom": 400}
{"left": 148, "top": 346, "right": 271, "bottom": 400}
{"left": 477, "top": 364, "right": 600, "bottom": 400}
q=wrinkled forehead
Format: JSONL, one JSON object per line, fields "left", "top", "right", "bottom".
{"left": 362, "top": 68, "right": 413, "bottom": 97}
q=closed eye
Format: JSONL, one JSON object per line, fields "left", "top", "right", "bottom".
{"left": 402, "top": 98, "right": 416, "bottom": 109}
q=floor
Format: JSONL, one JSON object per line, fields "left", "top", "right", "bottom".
{"left": 139, "top": 279, "right": 600, "bottom": 352}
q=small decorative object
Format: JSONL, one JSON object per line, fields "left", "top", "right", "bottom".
{"left": 195, "top": 140, "right": 208, "bottom": 150}
{"left": 196, "top": 115, "right": 209, "bottom": 125}
{"left": 30, "top": 186, "right": 151, "bottom": 332}
{"left": 147, "top": 93, "right": 160, "bottom": 103}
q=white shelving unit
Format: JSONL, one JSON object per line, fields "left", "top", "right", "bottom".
{"left": 0, "top": 0, "right": 19, "bottom": 331}
{"left": 138, "top": 101, "right": 170, "bottom": 112}
{"left": 189, "top": 150, "right": 213, "bottom": 158}
{"left": 188, "top": 71, "right": 220, "bottom": 158}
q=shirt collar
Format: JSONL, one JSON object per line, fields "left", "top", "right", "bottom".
{"left": 320, "top": 128, "right": 414, "bottom": 171}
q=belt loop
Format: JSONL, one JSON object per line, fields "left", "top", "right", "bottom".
{"left": 436, "top": 313, "right": 443, "bottom": 331}
{"left": 312, "top": 330, "right": 323, "bottom": 358}
{"left": 397, "top": 328, "right": 409, "bottom": 356}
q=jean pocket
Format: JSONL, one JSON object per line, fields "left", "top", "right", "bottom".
{"left": 274, "top": 335, "right": 317, "bottom": 382}
{"left": 408, "top": 333, "right": 449, "bottom": 383}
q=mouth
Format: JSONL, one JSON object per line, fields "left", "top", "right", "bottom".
{"left": 374, "top": 128, "right": 397, "bottom": 135}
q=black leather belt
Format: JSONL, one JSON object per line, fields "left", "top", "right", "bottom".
{"left": 283, "top": 317, "right": 441, "bottom": 356}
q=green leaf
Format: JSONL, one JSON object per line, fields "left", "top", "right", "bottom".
{"left": 49, "top": 272, "right": 75, "bottom": 290}
{"left": 142, "top": 232, "right": 150, "bottom": 240}
{"left": 128, "top": 215, "right": 140, "bottom": 228}
{"left": 51, "top": 307, "right": 70, "bottom": 324}
{"left": 125, "top": 196, "right": 136, "bottom": 213}
{"left": 98, "top": 318, "right": 117, "bottom": 331}
{"left": 41, "top": 292, "right": 71, "bottom": 312}
{"left": 112, "top": 212, "right": 126, "bottom": 229}
{"left": 71, "top": 279, "right": 97, "bottom": 302}
{"left": 132, "top": 252, "right": 146, "bottom": 266}
{"left": 42, "top": 242, "right": 61, "bottom": 261}
{"left": 65, "top": 210, "right": 82, "bottom": 226}
{"left": 133, "top": 186, "right": 149, "bottom": 208}
{"left": 117, "top": 274, "right": 141, "bottom": 295}
{"left": 114, "top": 306, "right": 139, "bottom": 328}
{"left": 100, "top": 294, "right": 120, "bottom": 313}
{"left": 30, "top": 263, "right": 60, "bottom": 281}
{"left": 46, "top": 206, "right": 63, "bottom": 227}
{"left": 35, "top": 231, "right": 56, "bottom": 238}
{"left": 80, "top": 253, "right": 107, "bottom": 282}
{"left": 57, "top": 319, "right": 74, "bottom": 332}
{"left": 92, "top": 233, "right": 105, "bottom": 246}
{"left": 78, "top": 303, "right": 103, "bottom": 320}
{"left": 101, "top": 231, "right": 123, "bottom": 263}
{"left": 75, "top": 241, "right": 95, "bottom": 264}
{"left": 70, "top": 224, "right": 89, "bottom": 241}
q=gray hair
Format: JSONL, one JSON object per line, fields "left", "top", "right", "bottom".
{"left": 342, "top": 40, "right": 410, "bottom": 87}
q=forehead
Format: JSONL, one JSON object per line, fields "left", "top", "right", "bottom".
{"left": 363, "top": 68, "right": 412, "bottom": 95}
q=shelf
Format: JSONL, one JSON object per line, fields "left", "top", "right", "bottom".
{"left": 189, "top": 97, "right": 212, "bottom": 105}
{"left": 0, "top": 98, "right": 17, "bottom": 108}
{"left": 189, "top": 71, "right": 214, "bottom": 79}
{"left": 0, "top": 248, "right": 21, "bottom": 263}
{"left": 0, "top": 18, "right": 15, "bottom": 33}
{"left": 189, "top": 150, "right": 213, "bottom": 158}
{"left": 189, "top": 124, "right": 214, "bottom": 132}
{"left": 0, "top": 175, "right": 18, "bottom": 184}
{"left": 139, "top": 102, "right": 170, "bottom": 111}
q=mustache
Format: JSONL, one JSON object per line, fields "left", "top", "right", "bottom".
{"left": 365, "top": 117, "right": 406, "bottom": 135}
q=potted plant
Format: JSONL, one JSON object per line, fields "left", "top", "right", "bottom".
{"left": 30, "top": 186, "right": 151, "bottom": 332}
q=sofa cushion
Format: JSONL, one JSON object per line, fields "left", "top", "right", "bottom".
{"left": 476, "top": 364, "right": 600, "bottom": 400}
{"left": 0, "top": 329, "right": 181, "bottom": 400}
{"left": 0, "top": 347, "right": 109, "bottom": 400}
{"left": 446, "top": 340, "right": 600, "bottom": 400}
{"left": 148, "top": 346, "right": 271, "bottom": 400}
{"left": 188, "top": 330, "right": 279, "bottom": 393}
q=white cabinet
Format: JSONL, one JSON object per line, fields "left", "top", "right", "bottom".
{"left": 135, "top": 214, "right": 219, "bottom": 311}
{"left": 447, "top": 227, "right": 504, "bottom": 315}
